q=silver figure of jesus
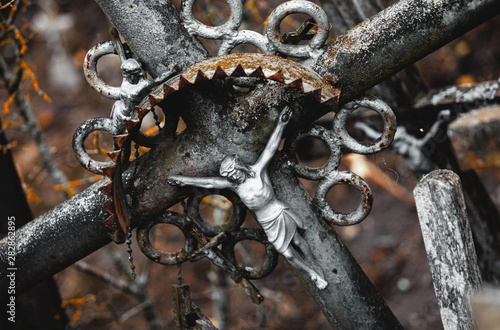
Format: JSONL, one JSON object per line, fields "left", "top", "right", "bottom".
{"left": 168, "top": 108, "right": 328, "bottom": 290}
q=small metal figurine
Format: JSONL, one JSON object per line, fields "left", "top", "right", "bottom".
{"left": 110, "top": 57, "right": 178, "bottom": 136}
{"left": 74, "top": 30, "right": 181, "bottom": 278}
{"left": 168, "top": 108, "right": 328, "bottom": 290}
{"left": 107, "top": 39, "right": 178, "bottom": 275}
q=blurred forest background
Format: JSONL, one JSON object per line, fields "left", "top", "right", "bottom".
{"left": 1, "top": 0, "right": 500, "bottom": 329}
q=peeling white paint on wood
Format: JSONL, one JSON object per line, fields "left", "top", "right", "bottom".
{"left": 414, "top": 170, "right": 482, "bottom": 330}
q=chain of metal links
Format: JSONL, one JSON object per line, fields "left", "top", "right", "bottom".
{"left": 136, "top": 192, "right": 277, "bottom": 303}
{"left": 136, "top": 191, "right": 278, "bottom": 277}
{"left": 181, "top": 0, "right": 330, "bottom": 60}
{"left": 286, "top": 97, "right": 396, "bottom": 225}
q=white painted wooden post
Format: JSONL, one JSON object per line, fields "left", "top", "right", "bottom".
{"left": 414, "top": 169, "right": 482, "bottom": 329}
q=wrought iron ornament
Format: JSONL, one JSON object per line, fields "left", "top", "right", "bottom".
{"left": 181, "top": 0, "right": 330, "bottom": 61}
{"left": 72, "top": 0, "right": 396, "bottom": 295}
{"left": 288, "top": 97, "right": 396, "bottom": 225}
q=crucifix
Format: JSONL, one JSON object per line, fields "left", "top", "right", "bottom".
{"left": 168, "top": 107, "right": 328, "bottom": 289}
{"left": 68, "top": 0, "right": 399, "bottom": 326}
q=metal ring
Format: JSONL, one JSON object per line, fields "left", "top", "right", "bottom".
{"left": 286, "top": 125, "right": 342, "bottom": 181}
{"left": 218, "top": 30, "right": 274, "bottom": 55}
{"left": 265, "top": 1, "right": 329, "bottom": 58}
{"left": 315, "top": 171, "right": 373, "bottom": 226}
{"left": 187, "top": 190, "right": 246, "bottom": 237}
{"left": 181, "top": 0, "right": 243, "bottom": 39}
{"left": 333, "top": 97, "right": 396, "bottom": 155}
{"left": 83, "top": 40, "right": 121, "bottom": 100}
{"left": 72, "top": 118, "right": 116, "bottom": 175}
{"left": 137, "top": 211, "right": 198, "bottom": 265}
{"left": 221, "top": 227, "right": 279, "bottom": 280}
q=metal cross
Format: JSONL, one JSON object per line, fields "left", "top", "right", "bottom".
{"left": 72, "top": 0, "right": 396, "bottom": 307}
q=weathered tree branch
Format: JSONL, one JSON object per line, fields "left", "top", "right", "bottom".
{"left": 0, "top": 32, "right": 69, "bottom": 193}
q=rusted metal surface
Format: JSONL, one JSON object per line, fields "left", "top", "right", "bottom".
{"left": 71, "top": 117, "right": 116, "bottom": 175}
{"left": 414, "top": 79, "right": 500, "bottom": 110}
{"left": 316, "top": 170, "right": 374, "bottom": 226}
{"left": 135, "top": 193, "right": 277, "bottom": 281}
{"left": 76, "top": 36, "right": 180, "bottom": 242}
{"left": 167, "top": 107, "right": 331, "bottom": 290}
{"left": 137, "top": 211, "right": 197, "bottom": 265}
{"left": 144, "top": 53, "right": 340, "bottom": 108}
{"left": 136, "top": 204, "right": 271, "bottom": 304}
{"left": 66, "top": 6, "right": 400, "bottom": 315}
{"left": 76, "top": 51, "right": 341, "bottom": 242}
{"left": 181, "top": 0, "right": 243, "bottom": 40}
{"left": 334, "top": 97, "right": 396, "bottom": 154}
{"left": 83, "top": 41, "right": 121, "bottom": 99}
{"left": 448, "top": 105, "right": 500, "bottom": 171}
{"left": 186, "top": 191, "right": 246, "bottom": 237}
{"left": 80, "top": 51, "right": 392, "bottom": 292}
{"left": 221, "top": 227, "right": 279, "bottom": 280}
{"left": 181, "top": 0, "right": 329, "bottom": 60}
{"left": 77, "top": 51, "right": 341, "bottom": 246}
{"left": 314, "top": 0, "right": 500, "bottom": 103}
{"left": 287, "top": 125, "right": 342, "bottom": 181}
{"left": 265, "top": 1, "right": 329, "bottom": 60}
{"left": 110, "top": 155, "right": 132, "bottom": 244}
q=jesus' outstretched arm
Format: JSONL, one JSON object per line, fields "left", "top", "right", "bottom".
{"left": 167, "top": 175, "right": 232, "bottom": 190}
{"left": 254, "top": 107, "right": 292, "bottom": 171}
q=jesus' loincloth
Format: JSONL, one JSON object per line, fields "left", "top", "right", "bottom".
{"left": 257, "top": 203, "right": 308, "bottom": 254}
